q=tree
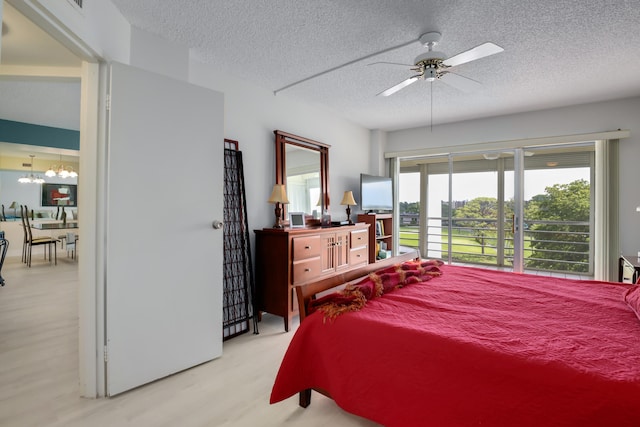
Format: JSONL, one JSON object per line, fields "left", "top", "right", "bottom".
{"left": 453, "top": 197, "right": 510, "bottom": 231}
{"left": 399, "top": 201, "right": 420, "bottom": 214}
{"left": 524, "top": 179, "right": 590, "bottom": 273}
{"left": 453, "top": 197, "right": 504, "bottom": 248}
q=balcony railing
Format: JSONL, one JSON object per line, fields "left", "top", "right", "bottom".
{"left": 399, "top": 214, "right": 592, "bottom": 274}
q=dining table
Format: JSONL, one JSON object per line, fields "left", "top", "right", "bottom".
{"left": 31, "top": 221, "right": 79, "bottom": 230}
{"left": 31, "top": 221, "right": 80, "bottom": 252}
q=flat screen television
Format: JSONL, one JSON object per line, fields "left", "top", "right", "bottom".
{"left": 41, "top": 183, "right": 77, "bottom": 207}
{"left": 360, "top": 173, "right": 393, "bottom": 212}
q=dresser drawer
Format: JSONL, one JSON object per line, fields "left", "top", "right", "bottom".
{"left": 350, "top": 246, "right": 369, "bottom": 267}
{"left": 292, "top": 235, "right": 321, "bottom": 260}
{"left": 350, "top": 228, "right": 368, "bottom": 248}
{"left": 292, "top": 257, "right": 322, "bottom": 285}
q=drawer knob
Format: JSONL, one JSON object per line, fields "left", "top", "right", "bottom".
{"left": 305, "top": 245, "right": 311, "bottom": 249}
{"left": 305, "top": 268, "right": 311, "bottom": 272}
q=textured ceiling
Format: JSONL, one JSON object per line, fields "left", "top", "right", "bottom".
{"left": 3, "top": 1, "right": 640, "bottom": 134}
{"left": 110, "top": 0, "right": 640, "bottom": 130}
{"left": 0, "top": 2, "right": 81, "bottom": 132}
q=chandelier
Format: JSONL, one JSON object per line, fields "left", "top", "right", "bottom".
{"left": 45, "top": 154, "right": 78, "bottom": 179}
{"left": 18, "top": 155, "right": 45, "bottom": 184}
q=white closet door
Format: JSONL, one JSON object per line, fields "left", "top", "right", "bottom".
{"left": 105, "top": 62, "right": 224, "bottom": 395}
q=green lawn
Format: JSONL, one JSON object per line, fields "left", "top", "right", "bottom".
{"left": 399, "top": 226, "right": 533, "bottom": 262}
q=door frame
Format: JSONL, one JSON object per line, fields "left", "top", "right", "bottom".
{"left": 8, "top": 1, "right": 104, "bottom": 397}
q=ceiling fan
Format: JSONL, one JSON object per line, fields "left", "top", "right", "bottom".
{"left": 374, "top": 32, "right": 504, "bottom": 97}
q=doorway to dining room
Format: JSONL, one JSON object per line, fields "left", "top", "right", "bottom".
{"left": 0, "top": 0, "right": 84, "bottom": 397}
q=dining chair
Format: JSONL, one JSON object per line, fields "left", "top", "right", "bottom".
{"left": 65, "top": 232, "right": 78, "bottom": 259}
{"left": 57, "top": 211, "right": 68, "bottom": 246}
{"left": 0, "top": 235, "right": 7, "bottom": 286}
{"left": 23, "top": 204, "right": 58, "bottom": 267}
{"left": 19, "top": 205, "right": 27, "bottom": 263}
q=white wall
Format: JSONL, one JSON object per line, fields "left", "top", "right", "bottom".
{"left": 25, "top": 0, "right": 373, "bottom": 224}
{"left": 34, "top": 0, "right": 131, "bottom": 63}
{"left": 385, "top": 96, "right": 640, "bottom": 256}
{"left": 188, "top": 61, "right": 371, "bottom": 231}
{"left": 130, "top": 26, "right": 188, "bottom": 81}
{"left": 48, "top": 1, "right": 372, "bottom": 232}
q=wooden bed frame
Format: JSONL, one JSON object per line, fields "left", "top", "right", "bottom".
{"left": 293, "top": 249, "right": 421, "bottom": 407}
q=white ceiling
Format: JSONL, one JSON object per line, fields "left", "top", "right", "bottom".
{"left": 2, "top": 1, "right": 640, "bottom": 134}
{"left": 0, "top": 2, "right": 80, "bottom": 161}
{"left": 109, "top": 0, "right": 640, "bottom": 130}
{"left": 0, "top": 2, "right": 80, "bottom": 69}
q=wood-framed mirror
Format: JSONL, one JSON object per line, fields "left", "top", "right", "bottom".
{"left": 274, "top": 130, "right": 330, "bottom": 222}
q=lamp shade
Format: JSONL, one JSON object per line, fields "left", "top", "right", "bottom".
{"left": 268, "top": 184, "right": 290, "bottom": 204}
{"left": 340, "top": 190, "right": 357, "bottom": 206}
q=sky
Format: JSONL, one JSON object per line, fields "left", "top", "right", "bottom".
{"left": 399, "top": 168, "right": 590, "bottom": 204}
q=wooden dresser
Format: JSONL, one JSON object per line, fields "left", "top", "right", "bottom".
{"left": 254, "top": 223, "right": 369, "bottom": 331}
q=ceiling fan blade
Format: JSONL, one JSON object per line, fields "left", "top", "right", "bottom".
{"left": 442, "top": 42, "right": 504, "bottom": 67}
{"left": 273, "top": 37, "right": 420, "bottom": 95}
{"left": 439, "top": 72, "right": 482, "bottom": 93}
{"left": 376, "top": 75, "right": 420, "bottom": 96}
{"left": 368, "top": 61, "right": 413, "bottom": 67}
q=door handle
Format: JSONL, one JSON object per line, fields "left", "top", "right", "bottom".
{"left": 212, "top": 220, "right": 224, "bottom": 230}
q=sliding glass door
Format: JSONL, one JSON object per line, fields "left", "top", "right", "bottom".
{"left": 449, "top": 152, "right": 515, "bottom": 269}
{"left": 399, "top": 143, "right": 594, "bottom": 276}
{"left": 521, "top": 145, "right": 593, "bottom": 275}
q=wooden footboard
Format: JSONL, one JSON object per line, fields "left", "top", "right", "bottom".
{"left": 294, "top": 249, "right": 421, "bottom": 407}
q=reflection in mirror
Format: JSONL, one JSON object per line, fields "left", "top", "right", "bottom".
{"left": 285, "top": 144, "right": 320, "bottom": 216}
{"left": 274, "top": 130, "right": 330, "bottom": 224}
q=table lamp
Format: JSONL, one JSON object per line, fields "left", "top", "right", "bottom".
{"left": 268, "top": 184, "right": 289, "bottom": 228}
{"left": 340, "top": 190, "right": 357, "bottom": 225}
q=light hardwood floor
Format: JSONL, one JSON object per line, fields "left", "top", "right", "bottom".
{"left": 0, "top": 254, "right": 379, "bottom": 427}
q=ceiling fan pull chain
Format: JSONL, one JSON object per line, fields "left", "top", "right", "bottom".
{"left": 430, "top": 82, "right": 433, "bottom": 133}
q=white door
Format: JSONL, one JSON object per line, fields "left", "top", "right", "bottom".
{"left": 105, "top": 62, "right": 224, "bottom": 395}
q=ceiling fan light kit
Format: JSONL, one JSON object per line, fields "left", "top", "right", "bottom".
{"left": 378, "top": 31, "right": 504, "bottom": 97}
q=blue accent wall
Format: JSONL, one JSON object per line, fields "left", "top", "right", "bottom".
{"left": 0, "top": 119, "right": 79, "bottom": 150}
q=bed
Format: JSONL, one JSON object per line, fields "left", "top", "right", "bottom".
{"left": 270, "top": 250, "right": 640, "bottom": 426}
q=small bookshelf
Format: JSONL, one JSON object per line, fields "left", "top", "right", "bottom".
{"left": 357, "top": 213, "right": 393, "bottom": 263}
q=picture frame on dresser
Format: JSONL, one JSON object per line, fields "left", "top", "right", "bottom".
{"left": 289, "top": 212, "right": 306, "bottom": 228}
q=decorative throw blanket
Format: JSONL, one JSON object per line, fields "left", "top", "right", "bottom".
{"left": 309, "top": 259, "right": 443, "bottom": 320}
{"left": 623, "top": 284, "right": 640, "bottom": 321}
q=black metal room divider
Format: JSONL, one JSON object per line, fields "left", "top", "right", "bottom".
{"left": 223, "top": 139, "right": 258, "bottom": 339}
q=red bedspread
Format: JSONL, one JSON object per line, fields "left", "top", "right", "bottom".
{"left": 270, "top": 265, "right": 640, "bottom": 427}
